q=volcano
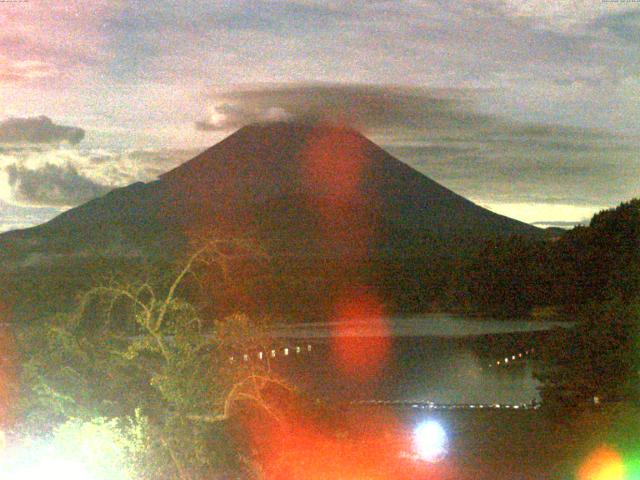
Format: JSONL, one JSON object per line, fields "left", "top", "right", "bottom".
{"left": 0, "top": 122, "right": 544, "bottom": 317}
{"left": 159, "top": 122, "right": 540, "bottom": 242}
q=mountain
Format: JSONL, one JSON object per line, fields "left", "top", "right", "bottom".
{"left": 0, "top": 122, "right": 545, "bottom": 318}
{"left": 159, "top": 122, "right": 540, "bottom": 241}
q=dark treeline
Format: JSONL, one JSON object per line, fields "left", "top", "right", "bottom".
{"left": 452, "top": 198, "right": 640, "bottom": 318}
{"left": 232, "top": 198, "right": 640, "bottom": 321}
{"left": 2, "top": 199, "right": 639, "bottom": 324}
{"left": 230, "top": 198, "right": 640, "bottom": 320}
{"left": 456, "top": 198, "right": 640, "bottom": 407}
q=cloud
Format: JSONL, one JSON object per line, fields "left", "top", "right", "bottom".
{"left": 0, "top": 199, "right": 62, "bottom": 233}
{"left": 196, "top": 83, "right": 639, "bottom": 212}
{"left": 593, "top": 9, "right": 640, "bottom": 43}
{"left": 0, "top": 146, "right": 200, "bottom": 230}
{"left": 0, "top": 116, "right": 85, "bottom": 145}
{"left": 0, "top": 1, "right": 119, "bottom": 76}
{"left": 384, "top": 133, "right": 639, "bottom": 208}
{"left": 498, "top": 0, "right": 605, "bottom": 30}
{"left": 0, "top": 145, "right": 200, "bottom": 211}
{"left": 196, "top": 83, "right": 613, "bottom": 145}
{"left": 196, "top": 83, "right": 470, "bottom": 132}
{"left": 0, "top": 56, "right": 56, "bottom": 83}
{"left": 81, "top": 148, "right": 201, "bottom": 186}
{"left": 6, "top": 163, "right": 111, "bottom": 207}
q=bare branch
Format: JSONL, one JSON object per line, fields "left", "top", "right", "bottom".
{"left": 161, "top": 435, "right": 193, "bottom": 480}
{"left": 184, "top": 413, "right": 227, "bottom": 424}
{"left": 155, "top": 243, "right": 210, "bottom": 332}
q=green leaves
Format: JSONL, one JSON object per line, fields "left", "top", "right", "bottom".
{"left": 16, "top": 238, "right": 280, "bottom": 479}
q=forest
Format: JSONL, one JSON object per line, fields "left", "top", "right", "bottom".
{"left": 0, "top": 199, "right": 638, "bottom": 479}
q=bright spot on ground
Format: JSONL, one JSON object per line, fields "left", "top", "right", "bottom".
{"left": 413, "top": 420, "right": 447, "bottom": 462}
{"left": 1, "top": 418, "right": 134, "bottom": 480}
{"left": 3, "top": 455, "right": 92, "bottom": 480}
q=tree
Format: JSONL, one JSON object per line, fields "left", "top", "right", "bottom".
{"left": 535, "top": 299, "right": 639, "bottom": 409}
{"left": 17, "top": 236, "right": 289, "bottom": 479}
{"left": 459, "top": 236, "right": 552, "bottom": 316}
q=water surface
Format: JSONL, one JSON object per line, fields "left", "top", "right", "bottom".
{"left": 270, "top": 313, "right": 570, "bottom": 338}
{"left": 269, "top": 314, "right": 569, "bottom": 405}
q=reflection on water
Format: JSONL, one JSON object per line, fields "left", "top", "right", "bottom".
{"left": 269, "top": 315, "right": 569, "bottom": 405}
{"left": 270, "top": 314, "right": 570, "bottom": 338}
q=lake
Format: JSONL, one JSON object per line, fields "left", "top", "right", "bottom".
{"left": 268, "top": 314, "right": 571, "bottom": 405}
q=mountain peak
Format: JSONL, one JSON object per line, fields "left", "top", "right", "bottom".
{"left": 0, "top": 121, "right": 543, "bottom": 317}
{"left": 158, "top": 120, "right": 380, "bottom": 205}
{"left": 161, "top": 120, "right": 365, "bottom": 179}
{"left": 156, "top": 122, "right": 540, "bottom": 239}
{"left": 2, "top": 122, "right": 542, "bottom": 266}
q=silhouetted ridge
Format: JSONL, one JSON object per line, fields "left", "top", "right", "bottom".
{"left": 0, "top": 121, "right": 548, "bottom": 317}
{"left": 0, "top": 121, "right": 543, "bottom": 261}
{"left": 158, "top": 121, "right": 540, "bottom": 238}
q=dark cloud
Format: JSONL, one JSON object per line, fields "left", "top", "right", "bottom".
{"left": 194, "top": 83, "right": 638, "bottom": 208}
{"left": 6, "top": 162, "right": 111, "bottom": 206}
{"left": 593, "top": 10, "right": 640, "bottom": 43}
{"left": 385, "top": 135, "right": 640, "bottom": 207}
{"left": 195, "top": 83, "right": 613, "bottom": 144}
{"left": 196, "top": 84, "right": 468, "bottom": 133}
{"left": 0, "top": 116, "right": 85, "bottom": 145}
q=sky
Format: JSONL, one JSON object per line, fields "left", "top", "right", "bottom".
{"left": 0, "top": 0, "right": 639, "bottom": 232}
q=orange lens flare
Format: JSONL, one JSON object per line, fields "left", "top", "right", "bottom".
{"left": 0, "top": 301, "right": 17, "bottom": 429}
{"left": 245, "top": 404, "right": 440, "bottom": 480}
{"left": 303, "top": 122, "right": 368, "bottom": 206}
{"left": 302, "top": 123, "right": 377, "bottom": 259}
{"left": 331, "top": 289, "right": 391, "bottom": 381}
{"left": 578, "top": 446, "right": 626, "bottom": 480}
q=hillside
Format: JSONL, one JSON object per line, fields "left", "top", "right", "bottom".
{"left": 0, "top": 122, "right": 546, "bottom": 318}
{"left": 0, "top": 122, "right": 541, "bottom": 262}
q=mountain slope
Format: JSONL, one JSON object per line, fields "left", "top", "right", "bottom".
{"left": 159, "top": 122, "right": 540, "bottom": 238}
{"left": 0, "top": 122, "right": 541, "bottom": 264}
{"left": 0, "top": 122, "right": 546, "bottom": 317}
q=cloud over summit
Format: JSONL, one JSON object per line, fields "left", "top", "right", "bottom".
{"left": 196, "top": 84, "right": 468, "bottom": 133}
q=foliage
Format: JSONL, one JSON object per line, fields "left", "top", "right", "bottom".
{"left": 455, "top": 235, "right": 551, "bottom": 316}
{"left": 456, "top": 198, "right": 640, "bottom": 316}
{"left": 16, "top": 237, "right": 285, "bottom": 479}
{"left": 52, "top": 414, "right": 149, "bottom": 480}
{"left": 535, "top": 300, "right": 640, "bottom": 408}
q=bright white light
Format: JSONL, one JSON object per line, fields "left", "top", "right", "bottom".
{"left": 413, "top": 420, "right": 447, "bottom": 462}
{"left": 2, "top": 417, "right": 135, "bottom": 480}
{"left": 2, "top": 447, "right": 93, "bottom": 480}
{"left": 9, "top": 459, "right": 91, "bottom": 480}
